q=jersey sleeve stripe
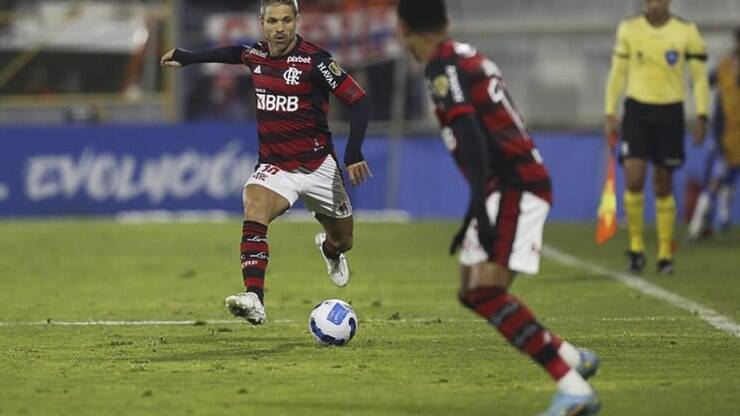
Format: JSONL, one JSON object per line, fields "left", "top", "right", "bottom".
{"left": 445, "top": 104, "right": 476, "bottom": 123}
{"left": 686, "top": 53, "right": 708, "bottom": 61}
{"left": 334, "top": 77, "right": 366, "bottom": 105}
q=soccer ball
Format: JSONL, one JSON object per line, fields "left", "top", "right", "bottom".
{"left": 308, "top": 299, "right": 357, "bottom": 346}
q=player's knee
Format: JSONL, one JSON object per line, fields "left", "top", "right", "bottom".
{"left": 244, "top": 203, "right": 269, "bottom": 224}
{"left": 334, "top": 235, "right": 353, "bottom": 252}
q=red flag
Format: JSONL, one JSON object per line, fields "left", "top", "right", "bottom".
{"left": 596, "top": 133, "right": 618, "bottom": 244}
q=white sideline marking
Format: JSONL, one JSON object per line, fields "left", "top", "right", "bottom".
{"left": 0, "top": 318, "right": 481, "bottom": 327}
{"left": 544, "top": 246, "right": 740, "bottom": 338}
{"left": 0, "top": 316, "right": 688, "bottom": 327}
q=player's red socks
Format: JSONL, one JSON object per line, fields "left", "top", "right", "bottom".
{"left": 241, "top": 220, "right": 269, "bottom": 303}
{"left": 462, "top": 286, "right": 570, "bottom": 381}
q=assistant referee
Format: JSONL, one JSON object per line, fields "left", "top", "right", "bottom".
{"left": 604, "top": 0, "right": 709, "bottom": 275}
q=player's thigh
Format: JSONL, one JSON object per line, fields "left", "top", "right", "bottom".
{"left": 459, "top": 190, "right": 549, "bottom": 276}
{"left": 300, "top": 156, "right": 353, "bottom": 220}
{"left": 243, "top": 164, "right": 298, "bottom": 223}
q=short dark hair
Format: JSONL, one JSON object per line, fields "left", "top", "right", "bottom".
{"left": 260, "top": 0, "right": 299, "bottom": 17}
{"left": 397, "top": 0, "right": 449, "bottom": 33}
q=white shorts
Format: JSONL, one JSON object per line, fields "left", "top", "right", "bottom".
{"left": 244, "top": 156, "right": 352, "bottom": 219}
{"left": 459, "top": 191, "right": 550, "bottom": 275}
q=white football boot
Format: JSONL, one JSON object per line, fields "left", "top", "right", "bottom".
{"left": 314, "top": 232, "right": 350, "bottom": 287}
{"left": 224, "top": 292, "right": 265, "bottom": 325}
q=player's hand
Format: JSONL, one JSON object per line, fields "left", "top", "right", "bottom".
{"left": 346, "top": 161, "right": 372, "bottom": 186}
{"left": 692, "top": 116, "right": 708, "bottom": 146}
{"left": 160, "top": 49, "right": 182, "bottom": 68}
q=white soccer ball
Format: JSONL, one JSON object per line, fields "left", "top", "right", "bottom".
{"left": 308, "top": 299, "right": 358, "bottom": 346}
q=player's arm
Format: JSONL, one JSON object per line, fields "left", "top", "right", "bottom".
{"left": 604, "top": 22, "right": 629, "bottom": 138}
{"left": 429, "top": 61, "right": 495, "bottom": 254}
{"left": 160, "top": 45, "right": 247, "bottom": 68}
{"left": 313, "top": 53, "right": 372, "bottom": 186}
{"left": 686, "top": 23, "right": 710, "bottom": 144}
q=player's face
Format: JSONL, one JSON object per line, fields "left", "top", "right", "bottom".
{"left": 260, "top": 4, "right": 298, "bottom": 55}
{"left": 645, "top": 0, "right": 670, "bottom": 20}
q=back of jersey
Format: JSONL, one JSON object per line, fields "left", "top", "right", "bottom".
{"left": 425, "top": 39, "right": 551, "bottom": 201}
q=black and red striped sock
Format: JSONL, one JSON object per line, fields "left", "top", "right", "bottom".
{"left": 462, "top": 286, "right": 570, "bottom": 381}
{"left": 240, "top": 220, "right": 269, "bottom": 303}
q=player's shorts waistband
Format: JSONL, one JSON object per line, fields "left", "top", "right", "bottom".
{"left": 625, "top": 97, "right": 683, "bottom": 112}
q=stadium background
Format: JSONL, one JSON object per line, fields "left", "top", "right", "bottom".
{"left": 0, "top": 0, "right": 738, "bottom": 220}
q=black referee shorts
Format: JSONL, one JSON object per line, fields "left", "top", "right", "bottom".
{"left": 620, "top": 98, "right": 685, "bottom": 169}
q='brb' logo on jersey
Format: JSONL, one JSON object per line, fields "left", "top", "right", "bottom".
{"left": 256, "top": 93, "right": 299, "bottom": 112}
{"left": 283, "top": 67, "right": 302, "bottom": 85}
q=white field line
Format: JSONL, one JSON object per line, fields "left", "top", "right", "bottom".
{"left": 544, "top": 246, "right": 740, "bottom": 338}
{"left": 0, "top": 318, "right": 480, "bottom": 327}
{"left": 0, "top": 316, "right": 690, "bottom": 328}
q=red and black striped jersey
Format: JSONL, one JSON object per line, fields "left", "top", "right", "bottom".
{"left": 425, "top": 39, "right": 552, "bottom": 203}
{"left": 241, "top": 35, "right": 366, "bottom": 171}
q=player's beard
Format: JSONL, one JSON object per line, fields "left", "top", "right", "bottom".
{"left": 269, "top": 33, "right": 296, "bottom": 56}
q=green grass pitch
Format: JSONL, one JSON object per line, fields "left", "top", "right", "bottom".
{"left": 0, "top": 220, "right": 738, "bottom": 415}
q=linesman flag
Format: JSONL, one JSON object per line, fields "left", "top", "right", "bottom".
{"left": 595, "top": 133, "right": 618, "bottom": 244}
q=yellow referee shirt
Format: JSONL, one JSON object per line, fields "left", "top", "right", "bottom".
{"left": 605, "top": 14, "right": 709, "bottom": 116}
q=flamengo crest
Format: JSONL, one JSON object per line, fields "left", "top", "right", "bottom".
{"left": 283, "top": 67, "right": 302, "bottom": 85}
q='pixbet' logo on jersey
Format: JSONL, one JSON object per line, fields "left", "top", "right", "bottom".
{"left": 287, "top": 55, "right": 311, "bottom": 64}
{"left": 283, "top": 67, "right": 302, "bottom": 85}
{"left": 256, "top": 92, "right": 299, "bottom": 112}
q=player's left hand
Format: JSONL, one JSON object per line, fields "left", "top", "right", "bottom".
{"left": 346, "top": 161, "right": 373, "bottom": 186}
{"left": 692, "top": 116, "right": 708, "bottom": 146}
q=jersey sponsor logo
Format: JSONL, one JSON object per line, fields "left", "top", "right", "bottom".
{"left": 248, "top": 48, "right": 267, "bottom": 58}
{"left": 432, "top": 75, "right": 450, "bottom": 98}
{"left": 665, "top": 49, "right": 679, "bottom": 66}
{"left": 283, "top": 67, "right": 303, "bottom": 85}
{"left": 287, "top": 55, "right": 311, "bottom": 64}
{"left": 445, "top": 65, "right": 465, "bottom": 103}
{"left": 318, "top": 62, "right": 339, "bottom": 89}
{"left": 256, "top": 92, "right": 300, "bottom": 112}
{"left": 253, "top": 65, "right": 262, "bottom": 74}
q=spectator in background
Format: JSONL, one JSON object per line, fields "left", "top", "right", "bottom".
{"left": 604, "top": 0, "right": 709, "bottom": 275}
{"left": 688, "top": 27, "right": 740, "bottom": 239}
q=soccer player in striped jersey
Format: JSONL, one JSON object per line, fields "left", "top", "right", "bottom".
{"left": 605, "top": 0, "right": 709, "bottom": 274}
{"left": 396, "top": 1, "right": 600, "bottom": 415}
{"left": 161, "top": 0, "right": 372, "bottom": 325}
